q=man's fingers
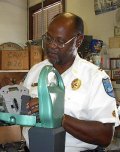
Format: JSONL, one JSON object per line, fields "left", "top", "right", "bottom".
{"left": 27, "top": 98, "right": 39, "bottom": 114}
{"left": 26, "top": 98, "right": 38, "bottom": 109}
{"left": 28, "top": 106, "right": 39, "bottom": 114}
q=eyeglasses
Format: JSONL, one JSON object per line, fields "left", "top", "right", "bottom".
{"left": 42, "top": 33, "right": 76, "bottom": 49}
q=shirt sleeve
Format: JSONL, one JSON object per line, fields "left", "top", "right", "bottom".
{"left": 88, "top": 70, "right": 120, "bottom": 126}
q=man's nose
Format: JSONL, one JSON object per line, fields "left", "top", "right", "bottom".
{"left": 49, "top": 39, "right": 58, "bottom": 48}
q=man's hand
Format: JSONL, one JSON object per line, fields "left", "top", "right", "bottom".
{"left": 26, "top": 98, "right": 39, "bottom": 114}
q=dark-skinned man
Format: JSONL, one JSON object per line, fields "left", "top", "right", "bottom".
{"left": 22, "top": 12, "right": 119, "bottom": 152}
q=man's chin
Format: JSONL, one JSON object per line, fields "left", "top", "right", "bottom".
{"left": 48, "top": 57, "right": 58, "bottom": 65}
{"left": 47, "top": 53, "right": 56, "bottom": 63}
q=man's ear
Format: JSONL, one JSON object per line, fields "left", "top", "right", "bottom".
{"left": 76, "top": 33, "right": 84, "bottom": 48}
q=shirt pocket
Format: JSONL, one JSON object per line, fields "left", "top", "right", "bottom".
{"left": 64, "top": 87, "right": 90, "bottom": 120}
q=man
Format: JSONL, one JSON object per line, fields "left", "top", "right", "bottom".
{"left": 23, "top": 12, "right": 119, "bottom": 152}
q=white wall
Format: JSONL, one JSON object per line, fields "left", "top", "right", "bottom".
{"left": 29, "top": 0, "right": 42, "bottom": 7}
{"left": 0, "top": 0, "right": 27, "bottom": 46}
{"left": 29, "top": 0, "right": 118, "bottom": 45}
{"left": 1, "top": 0, "right": 118, "bottom": 52}
{"left": 66, "top": 0, "right": 120, "bottom": 58}
{"left": 66, "top": 0, "right": 116, "bottom": 44}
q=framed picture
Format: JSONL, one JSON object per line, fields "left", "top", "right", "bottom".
{"left": 94, "top": 0, "right": 118, "bottom": 15}
{"left": 114, "top": 26, "right": 120, "bottom": 36}
{"left": 111, "top": 69, "right": 120, "bottom": 80}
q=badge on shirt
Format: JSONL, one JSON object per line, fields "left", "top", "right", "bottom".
{"left": 71, "top": 78, "right": 81, "bottom": 90}
{"left": 102, "top": 78, "right": 115, "bottom": 98}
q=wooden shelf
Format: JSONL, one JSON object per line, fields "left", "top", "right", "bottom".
{"left": 0, "top": 71, "right": 28, "bottom": 88}
{"left": 0, "top": 70, "right": 29, "bottom": 72}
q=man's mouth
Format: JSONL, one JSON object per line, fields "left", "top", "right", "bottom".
{"left": 46, "top": 51, "right": 59, "bottom": 64}
{"left": 47, "top": 51, "right": 57, "bottom": 58}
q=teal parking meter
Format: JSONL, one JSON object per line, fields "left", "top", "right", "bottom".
{"left": 0, "top": 65, "right": 65, "bottom": 152}
{"left": 37, "top": 65, "right": 65, "bottom": 128}
{"left": 0, "top": 65, "right": 65, "bottom": 128}
{"left": 29, "top": 65, "right": 65, "bottom": 152}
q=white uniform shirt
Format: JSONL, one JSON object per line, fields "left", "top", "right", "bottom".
{"left": 23, "top": 53, "right": 119, "bottom": 152}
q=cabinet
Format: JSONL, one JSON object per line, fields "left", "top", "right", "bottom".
{"left": 0, "top": 43, "right": 29, "bottom": 144}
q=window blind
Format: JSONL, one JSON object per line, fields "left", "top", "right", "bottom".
{"left": 33, "top": 1, "right": 63, "bottom": 40}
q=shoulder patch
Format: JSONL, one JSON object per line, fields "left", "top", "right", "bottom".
{"left": 102, "top": 78, "right": 115, "bottom": 98}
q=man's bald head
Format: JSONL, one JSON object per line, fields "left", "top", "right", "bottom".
{"left": 50, "top": 12, "right": 84, "bottom": 35}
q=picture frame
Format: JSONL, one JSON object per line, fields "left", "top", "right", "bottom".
{"left": 114, "top": 26, "right": 120, "bottom": 36}
{"left": 111, "top": 69, "right": 120, "bottom": 80}
{"left": 94, "top": 0, "right": 118, "bottom": 15}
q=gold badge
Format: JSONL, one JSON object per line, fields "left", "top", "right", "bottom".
{"left": 112, "top": 110, "right": 116, "bottom": 117}
{"left": 71, "top": 78, "right": 81, "bottom": 90}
